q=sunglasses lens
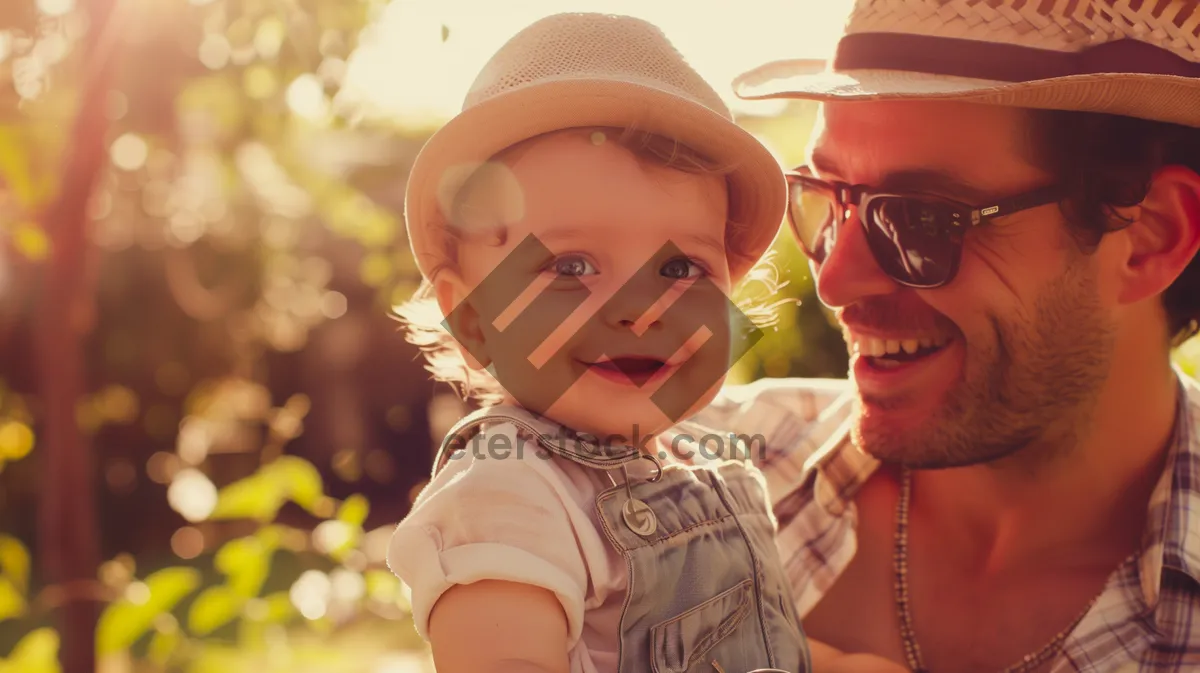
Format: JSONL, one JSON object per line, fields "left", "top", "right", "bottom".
{"left": 787, "top": 181, "right": 837, "bottom": 263}
{"left": 863, "top": 197, "right": 963, "bottom": 287}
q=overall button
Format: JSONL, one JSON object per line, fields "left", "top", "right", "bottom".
{"left": 621, "top": 498, "right": 657, "bottom": 536}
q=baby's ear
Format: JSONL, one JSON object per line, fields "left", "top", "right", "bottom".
{"left": 434, "top": 271, "right": 491, "bottom": 371}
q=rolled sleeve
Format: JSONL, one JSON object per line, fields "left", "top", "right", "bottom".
{"left": 386, "top": 430, "right": 591, "bottom": 646}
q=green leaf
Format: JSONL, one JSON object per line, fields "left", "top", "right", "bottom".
{"left": 336, "top": 494, "right": 369, "bottom": 528}
{"left": 208, "top": 456, "right": 326, "bottom": 522}
{"left": 1172, "top": 335, "right": 1200, "bottom": 378}
{"left": 146, "top": 625, "right": 180, "bottom": 667}
{"left": 209, "top": 473, "right": 286, "bottom": 523}
{"left": 187, "top": 585, "right": 245, "bottom": 636}
{"left": 0, "top": 628, "right": 60, "bottom": 673}
{"left": 364, "top": 570, "right": 402, "bottom": 607}
{"left": 255, "top": 524, "right": 286, "bottom": 548}
{"left": 0, "top": 536, "right": 29, "bottom": 594}
{"left": 11, "top": 223, "right": 49, "bottom": 261}
{"left": 96, "top": 567, "right": 201, "bottom": 656}
{"left": 267, "top": 456, "right": 324, "bottom": 512}
{"left": 260, "top": 591, "right": 296, "bottom": 623}
{"left": 0, "top": 578, "right": 26, "bottom": 622}
{"left": 0, "top": 127, "right": 38, "bottom": 210}
{"left": 214, "top": 536, "right": 274, "bottom": 597}
{"left": 243, "top": 590, "right": 296, "bottom": 625}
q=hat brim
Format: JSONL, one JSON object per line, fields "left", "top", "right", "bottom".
{"left": 404, "top": 77, "right": 787, "bottom": 283}
{"left": 732, "top": 59, "right": 1200, "bottom": 129}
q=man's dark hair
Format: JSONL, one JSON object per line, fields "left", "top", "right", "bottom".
{"left": 1024, "top": 109, "right": 1200, "bottom": 347}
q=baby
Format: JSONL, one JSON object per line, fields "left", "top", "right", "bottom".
{"left": 388, "top": 12, "right": 907, "bottom": 673}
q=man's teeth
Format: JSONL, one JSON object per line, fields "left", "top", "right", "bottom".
{"left": 852, "top": 335, "right": 950, "bottom": 357}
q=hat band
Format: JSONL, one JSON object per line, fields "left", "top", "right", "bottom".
{"left": 831, "top": 32, "right": 1200, "bottom": 82}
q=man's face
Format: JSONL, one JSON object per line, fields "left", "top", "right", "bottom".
{"left": 807, "top": 100, "right": 1118, "bottom": 468}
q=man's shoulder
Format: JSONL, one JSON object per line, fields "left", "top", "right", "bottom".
{"left": 1182, "top": 368, "right": 1200, "bottom": 416}
{"left": 681, "top": 376, "right": 857, "bottom": 474}
{"left": 1177, "top": 367, "right": 1200, "bottom": 459}
{"left": 697, "top": 376, "right": 854, "bottom": 426}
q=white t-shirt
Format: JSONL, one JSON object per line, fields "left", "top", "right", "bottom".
{"left": 386, "top": 420, "right": 671, "bottom": 673}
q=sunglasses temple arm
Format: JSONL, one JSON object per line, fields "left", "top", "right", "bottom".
{"left": 977, "top": 185, "right": 1065, "bottom": 221}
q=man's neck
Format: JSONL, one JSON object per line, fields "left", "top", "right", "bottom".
{"left": 910, "top": 355, "right": 1180, "bottom": 575}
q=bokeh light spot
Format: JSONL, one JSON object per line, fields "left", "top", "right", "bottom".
{"left": 146, "top": 451, "right": 181, "bottom": 485}
{"left": 244, "top": 65, "right": 277, "bottom": 100}
{"left": 101, "top": 385, "right": 139, "bottom": 424}
{"left": 176, "top": 418, "right": 212, "bottom": 465}
{"left": 255, "top": 18, "right": 285, "bottom": 60}
{"left": 289, "top": 570, "right": 330, "bottom": 620}
{"left": 321, "top": 291, "right": 348, "bottom": 319}
{"left": 167, "top": 468, "right": 217, "bottom": 522}
{"left": 111, "top": 134, "right": 149, "bottom": 171}
{"left": 170, "top": 527, "right": 205, "bottom": 560}
{"left": 364, "top": 449, "right": 395, "bottom": 484}
{"left": 12, "top": 223, "right": 50, "bottom": 261}
{"left": 36, "top": 0, "right": 74, "bottom": 17}
{"left": 199, "top": 34, "right": 230, "bottom": 70}
{"left": 0, "top": 421, "right": 35, "bottom": 461}
{"left": 124, "top": 581, "right": 151, "bottom": 606}
{"left": 286, "top": 74, "right": 328, "bottom": 121}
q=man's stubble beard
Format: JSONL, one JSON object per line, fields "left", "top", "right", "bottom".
{"left": 853, "top": 258, "right": 1116, "bottom": 470}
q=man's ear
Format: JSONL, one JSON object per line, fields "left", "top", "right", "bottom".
{"left": 434, "top": 271, "right": 491, "bottom": 371}
{"left": 1115, "top": 165, "right": 1200, "bottom": 306}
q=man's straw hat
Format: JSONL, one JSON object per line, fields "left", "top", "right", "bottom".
{"left": 404, "top": 13, "right": 786, "bottom": 284}
{"left": 733, "top": 0, "right": 1200, "bottom": 128}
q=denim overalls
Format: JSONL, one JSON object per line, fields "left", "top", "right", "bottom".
{"left": 432, "top": 404, "right": 811, "bottom": 673}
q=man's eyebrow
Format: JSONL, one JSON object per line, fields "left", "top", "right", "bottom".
{"left": 809, "top": 150, "right": 994, "bottom": 204}
{"left": 877, "top": 169, "right": 994, "bottom": 204}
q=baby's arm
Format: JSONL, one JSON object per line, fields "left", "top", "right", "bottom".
{"left": 387, "top": 426, "right": 590, "bottom": 673}
{"left": 427, "top": 579, "right": 570, "bottom": 673}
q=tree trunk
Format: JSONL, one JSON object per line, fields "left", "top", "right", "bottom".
{"left": 34, "top": 0, "right": 122, "bottom": 671}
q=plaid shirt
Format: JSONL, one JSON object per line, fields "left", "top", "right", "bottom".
{"left": 687, "top": 369, "right": 1200, "bottom": 672}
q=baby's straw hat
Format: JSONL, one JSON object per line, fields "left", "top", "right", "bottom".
{"left": 403, "top": 12, "right": 787, "bottom": 284}
{"left": 732, "top": 0, "right": 1200, "bottom": 129}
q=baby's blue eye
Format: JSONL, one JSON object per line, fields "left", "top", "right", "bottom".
{"left": 551, "top": 256, "right": 596, "bottom": 277}
{"left": 660, "top": 257, "right": 705, "bottom": 280}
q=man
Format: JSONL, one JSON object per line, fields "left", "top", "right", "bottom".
{"left": 686, "top": 1, "right": 1200, "bottom": 671}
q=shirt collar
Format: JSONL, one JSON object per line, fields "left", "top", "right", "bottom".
{"left": 1139, "top": 368, "right": 1200, "bottom": 609}
{"left": 809, "top": 369, "right": 1200, "bottom": 604}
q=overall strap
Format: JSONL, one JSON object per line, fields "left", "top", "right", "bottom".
{"left": 430, "top": 404, "right": 644, "bottom": 478}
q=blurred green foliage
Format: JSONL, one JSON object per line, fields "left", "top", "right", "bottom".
{"left": 0, "top": 0, "right": 431, "bottom": 671}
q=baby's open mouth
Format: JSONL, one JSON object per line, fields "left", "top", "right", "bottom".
{"left": 587, "top": 357, "right": 668, "bottom": 385}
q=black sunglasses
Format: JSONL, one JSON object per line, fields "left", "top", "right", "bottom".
{"left": 784, "top": 167, "right": 1065, "bottom": 288}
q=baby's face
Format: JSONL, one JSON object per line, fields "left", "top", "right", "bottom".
{"left": 446, "top": 130, "right": 737, "bottom": 445}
